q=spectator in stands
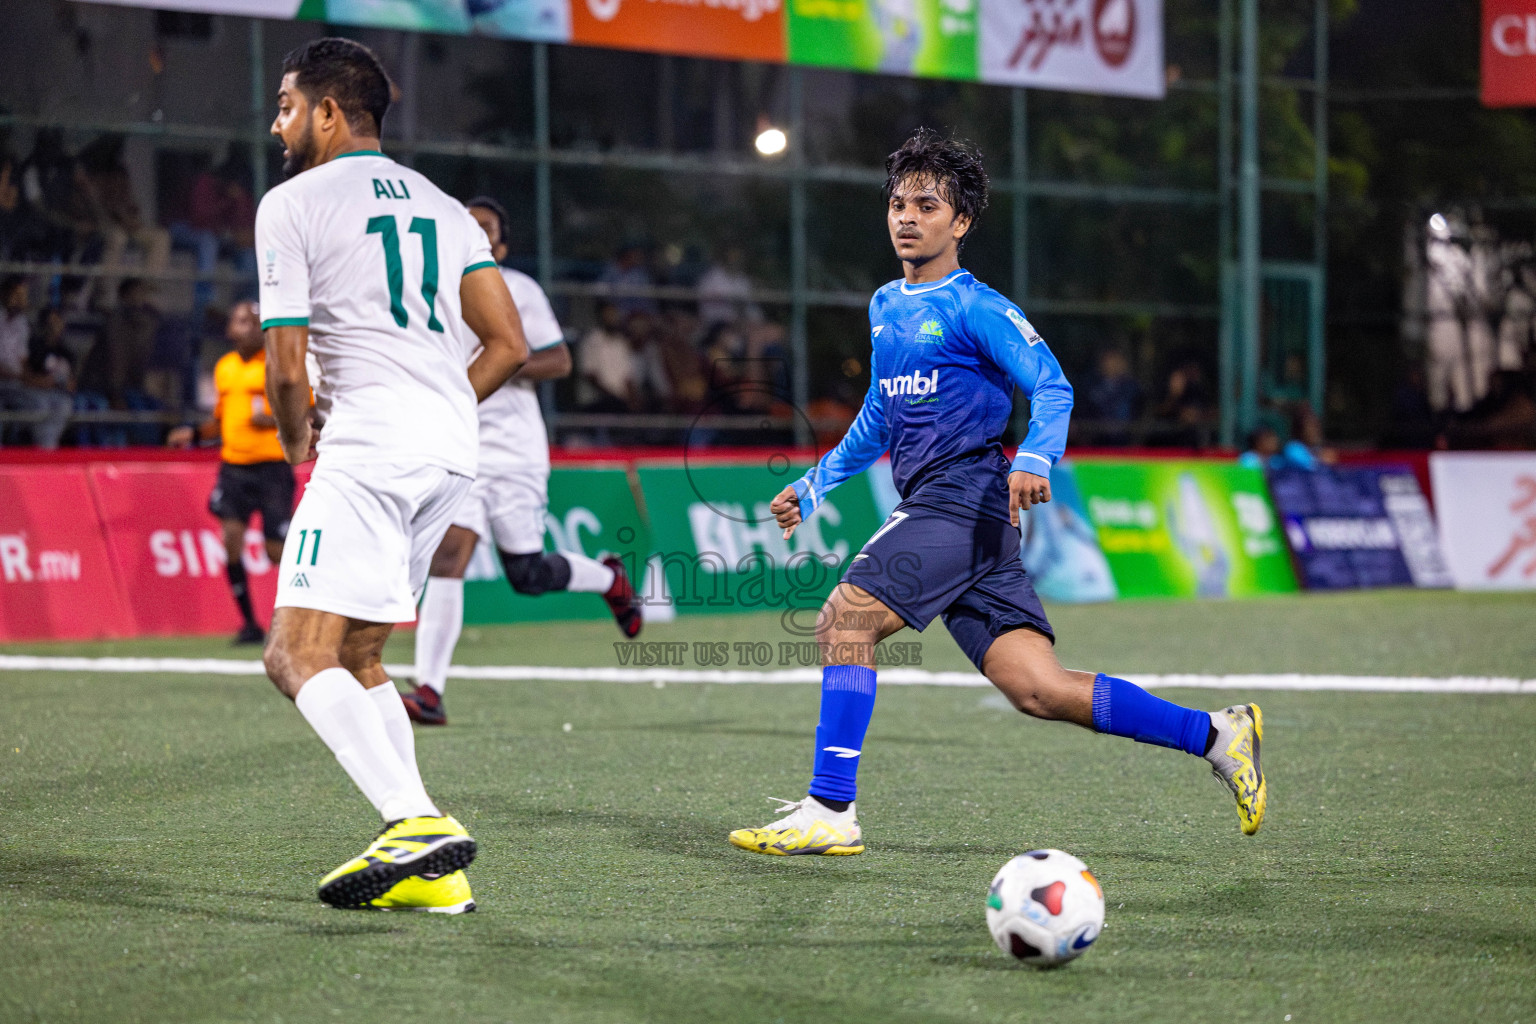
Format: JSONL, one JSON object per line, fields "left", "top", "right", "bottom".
{"left": 0, "top": 150, "right": 36, "bottom": 260}
{"left": 29, "top": 306, "right": 77, "bottom": 394}
{"left": 0, "top": 277, "right": 72, "bottom": 449}
{"left": 1082, "top": 347, "right": 1142, "bottom": 444}
{"left": 75, "top": 278, "right": 161, "bottom": 446}
{"left": 1239, "top": 425, "right": 1318, "bottom": 472}
{"left": 599, "top": 243, "right": 657, "bottom": 315}
{"left": 577, "top": 302, "right": 639, "bottom": 413}
{"left": 1155, "top": 356, "right": 1216, "bottom": 445}
{"left": 168, "top": 152, "right": 258, "bottom": 314}
{"left": 655, "top": 309, "right": 707, "bottom": 414}
{"left": 74, "top": 134, "right": 169, "bottom": 310}
{"left": 696, "top": 245, "right": 761, "bottom": 331}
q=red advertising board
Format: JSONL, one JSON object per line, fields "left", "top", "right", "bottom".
{"left": 0, "top": 467, "right": 136, "bottom": 642}
{"left": 570, "top": 0, "right": 786, "bottom": 62}
{"left": 87, "top": 463, "right": 305, "bottom": 636}
{"left": 1483, "top": 0, "right": 1536, "bottom": 106}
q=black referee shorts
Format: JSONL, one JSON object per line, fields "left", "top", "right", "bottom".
{"left": 209, "top": 460, "right": 296, "bottom": 541}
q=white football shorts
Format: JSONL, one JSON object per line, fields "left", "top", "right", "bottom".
{"left": 450, "top": 464, "right": 549, "bottom": 555}
{"left": 274, "top": 459, "right": 473, "bottom": 623}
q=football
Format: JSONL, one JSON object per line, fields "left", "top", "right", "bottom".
{"left": 986, "top": 849, "right": 1106, "bottom": 967}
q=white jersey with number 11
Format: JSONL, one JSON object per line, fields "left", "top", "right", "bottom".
{"left": 256, "top": 150, "right": 496, "bottom": 478}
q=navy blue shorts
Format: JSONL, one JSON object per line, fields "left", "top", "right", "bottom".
{"left": 841, "top": 465, "right": 1053, "bottom": 670}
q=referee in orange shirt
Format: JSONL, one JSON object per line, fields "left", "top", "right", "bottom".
{"left": 169, "top": 300, "right": 295, "bottom": 644}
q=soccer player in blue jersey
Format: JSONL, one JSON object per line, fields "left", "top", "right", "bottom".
{"left": 728, "top": 130, "right": 1266, "bottom": 857}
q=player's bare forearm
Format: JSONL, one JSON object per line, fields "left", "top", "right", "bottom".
{"left": 770, "top": 484, "right": 802, "bottom": 540}
{"left": 461, "top": 266, "right": 529, "bottom": 401}
{"left": 264, "top": 324, "right": 316, "bottom": 464}
{"left": 511, "top": 342, "right": 572, "bottom": 383}
{"left": 1008, "top": 470, "right": 1052, "bottom": 527}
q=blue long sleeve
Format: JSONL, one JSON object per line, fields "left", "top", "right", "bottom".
{"left": 972, "top": 300, "right": 1073, "bottom": 476}
{"left": 792, "top": 352, "right": 890, "bottom": 521}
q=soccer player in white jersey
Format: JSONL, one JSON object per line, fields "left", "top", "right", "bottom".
{"left": 403, "top": 195, "right": 642, "bottom": 727}
{"left": 257, "top": 38, "right": 528, "bottom": 913}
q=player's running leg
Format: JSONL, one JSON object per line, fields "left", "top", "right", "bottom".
{"left": 729, "top": 583, "right": 904, "bottom": 856}
{"left": 264, "top": 608, "right": 476, "bottom": 906}
{"left": 499, "top": 548, "right": 641, "bottom": 637}
{"left": 408, "top": 526, "right": 479, "bottom": 725}
{"left": 978, "top": 628, "right": 1265, "bottom": 835}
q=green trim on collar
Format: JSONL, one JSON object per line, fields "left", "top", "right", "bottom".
{"left": 334, "top": 149, "right": 386, "bottom": 160}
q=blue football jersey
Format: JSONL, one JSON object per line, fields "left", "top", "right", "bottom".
{"left": 793, "top": 268, "right": 1073, "bottom": 518}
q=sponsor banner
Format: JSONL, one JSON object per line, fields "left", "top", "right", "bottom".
{"left": 979, "top": 0, "right": 1164, "bottom": 98}
{"left": 85, "top": 0, "right": 302, "bottom": 14}
{"left": 459, "top": 467, "right": 656, "bottom": 624}
{"left": 0, "top": 467, "right": 137, "bottom": 642}
{"left": 87, "top": 463, "right": 301, "bottom": 636}
{"left": 1070, "top": 460, "right": 1296, "bottom": 598}
{"left": 636, "top": 462, "right": 883, "bottom": 615}
{"left": 1430, "top": 452, "right": 1536, "bottom": 590}
{"left": 312, "top": 0, "right": 571, "bottom": 40}
{"left": 1483, "top": 0, "right": 1536, "bottom": 107}
{"left": 787, "top": 0, "right": 977, "bottom": 79}
{"left": 1020, "top": 459, "right": 1117, "bottom": 603}
{"left": 571, "top": 0, "right": 786, "bottom": 62}
{"left": 1267, "top": 466, "right": 1452, "bottom": 591}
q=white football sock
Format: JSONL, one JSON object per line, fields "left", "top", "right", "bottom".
{"left": 367, "top": 681, "right": 421, "bottom": 780}
{"left": 294, "top": 667, "right": 440, "bottom": 822}
{"left": 563, "top": 551, "right": 616, "bottom": 593}
{"left": 414, "top": 576, "right": 464, "bottom": 695}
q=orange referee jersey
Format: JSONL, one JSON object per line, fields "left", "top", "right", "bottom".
{"left": 213, "top": 349, "right": 285, "bottom": 465}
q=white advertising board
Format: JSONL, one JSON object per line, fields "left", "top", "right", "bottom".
{"left": 979, "top": 0, "right": 1164, "bottom": 99}
{"left": 1429, "top": 451, "right": 1536, "bottom": 590}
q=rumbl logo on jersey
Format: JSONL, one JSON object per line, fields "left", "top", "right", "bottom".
{"left": 1006, "top": 307, "right": 1043, "bottom": 346}
{"left": 879, "top": 369, "right": 940, "bottom": 398}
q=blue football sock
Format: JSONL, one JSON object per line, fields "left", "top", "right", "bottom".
{"left": 1091, "top": 674, "right": 1211, "bottom": 756}
{"left": 807, "top": 665, "right": 878, "bottom": 804}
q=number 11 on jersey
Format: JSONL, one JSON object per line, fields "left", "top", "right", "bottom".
{"left": 366, "top": 215, "right": 444, "bottom": 333}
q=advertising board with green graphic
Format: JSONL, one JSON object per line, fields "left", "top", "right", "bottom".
{"left": 636, "top": 463, "right": 885, "bottom": 616}
{"left": 461, "top": 467, "right": 653, "bottom": 624}
{"left": 1069, "top": 460, "right": 1297, "bottom": 599}
{"left": 787, "top": 0, "right": 976, "bottom": 79}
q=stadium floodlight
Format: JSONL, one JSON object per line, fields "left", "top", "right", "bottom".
{"left": 755, "top": 127, "right": 788, "bottom": 158}
{"left": 1428, "top": 213, "right": 1450, "bottom": 238}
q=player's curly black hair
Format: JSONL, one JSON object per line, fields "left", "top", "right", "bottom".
{"left": 281, "top": 37, "right": 393, "bottom": 137}
{"left": 882, "top": 128, "right": 990, "bottom": 251}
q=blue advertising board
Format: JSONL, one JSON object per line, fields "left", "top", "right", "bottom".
{"left": 1267, "top": 465, "right": 1452, "bottom": 590}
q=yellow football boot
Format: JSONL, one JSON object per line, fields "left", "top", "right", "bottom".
{"left": 729, "top": 796, "right": 864, "bottom": 856}
{"left": 318, "top": 815, "right": 477, "bottom": 907}
{"left": 369, "top": 871, "right": 476, "bottom": 914}
{"left": 1205, "top": 703, "right": 1266, "bottom": 835}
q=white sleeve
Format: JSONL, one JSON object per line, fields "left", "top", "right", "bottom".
{"left": 255, "top": 188, "right": 311, "bottom": 328}
{"left": 506, "top": 273, "right": 564, "bottom": 351}
{"left": 462, "top": 207, "right": 496, "bottom": 274}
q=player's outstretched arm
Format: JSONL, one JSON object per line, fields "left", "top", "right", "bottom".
{"left": 780, "top": 352, "right": 892, "bottom": 539}
{"left": 264, "top": 324, "right": 316, "bottom": 465}
{"left": 461, "top": 265, "right": 529, "bottom": 402}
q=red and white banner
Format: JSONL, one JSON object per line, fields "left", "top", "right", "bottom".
{"left": 980, "top": 0, "right": 1164, "bottom": 99}
{"left": 1429, "top": 452, "right": 1536, "bottom": 589}
{"left": 1483, "top": 0, "right": 1536, "bottom": 107}
{"left": 87, "top": 463, "right": 305, "bottom": 635}
{"left": 0, "top": 467, "right": 137, "bottom": 642}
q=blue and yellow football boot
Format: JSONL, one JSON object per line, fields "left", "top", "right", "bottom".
{"left": 1205, "top": 703, "right": 1266, "bottom": 835}
{"left": 729, "top": 796, "right": 864, "bottom": 856}
{"left": 368, "top": 870, "right": 476, "bottom": 914}
{"left": 318, "top": 815, "right": 476, "bottom": 907}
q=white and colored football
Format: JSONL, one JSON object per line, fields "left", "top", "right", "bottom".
{"left": 985, "top": 849, "right": 1105, "bottom": 967}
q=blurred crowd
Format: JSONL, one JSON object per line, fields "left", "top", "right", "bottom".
{"left": 1, "top": 129, "right": 1531, "bottom": 454}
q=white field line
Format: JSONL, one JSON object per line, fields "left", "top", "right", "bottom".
{"left": 0, "top": 655, "right": 1534, "bottom": 693}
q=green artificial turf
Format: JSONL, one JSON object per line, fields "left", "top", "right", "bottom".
{"left": 2, "top": 590, "right": 1534, "bottom": 1023}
